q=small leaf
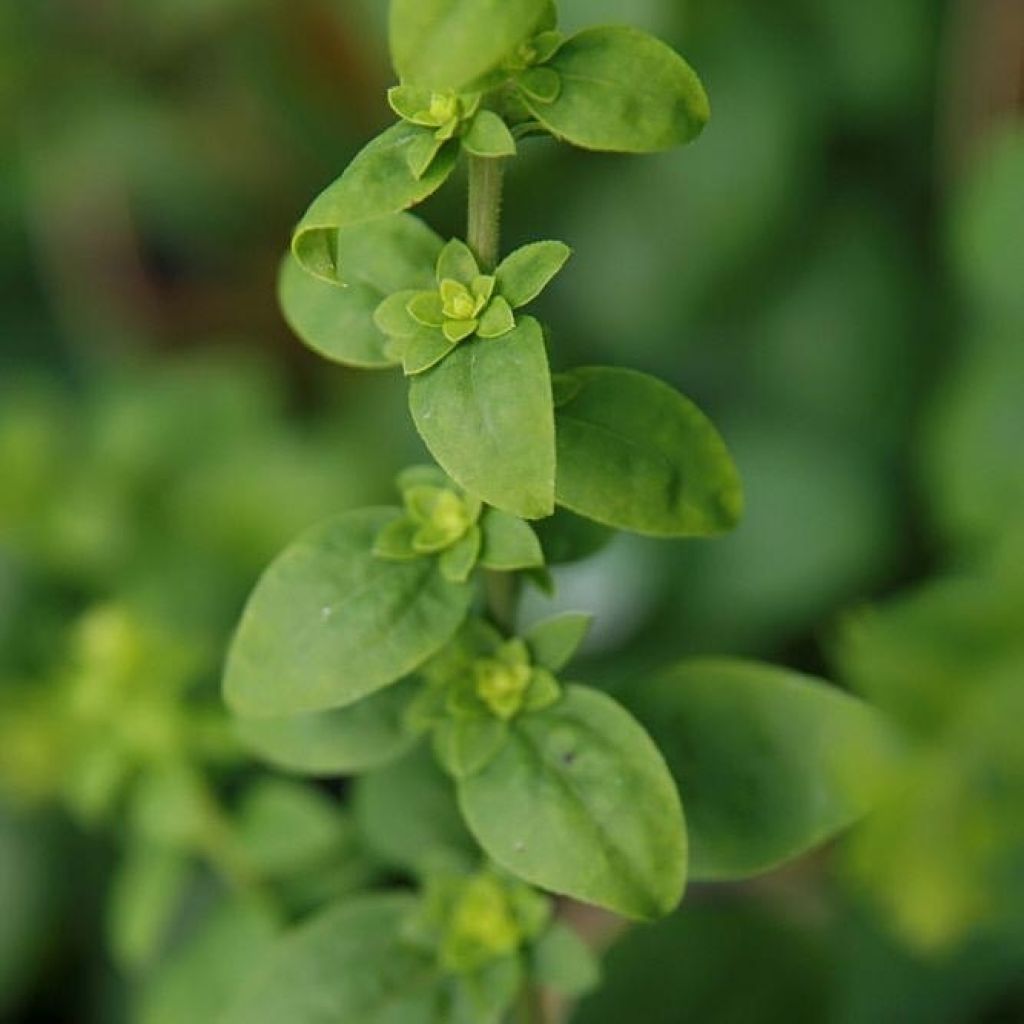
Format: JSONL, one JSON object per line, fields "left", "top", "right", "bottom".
{"left": 518, "top": 67, "right": 562, "bottom": 104}
{"left": 408, "top": 291, "right": 446, "bottom": 326}
{"left": 220, "top": 896, "right": 439, "bottom": 1024}
{"left": 402, "top": 329, "right": 457, "bottom": 376}
{"left": 387, "top": 85, "right": 434, "bottom": 123}
{"left": 531, "top": 924, "right": 601, "bottom": 997}
{"left": 523, "top": 668, "right": 562, "bottom": 712}
{"left": 374, "top": 516, "right": 422, "bottom": 560}
{"left": 439, "top": 525, "right": 482, "bottom": 583}
{"left": 278, "top": 256, "right": 395, "bottom": 369}
{"left": 555, "top": 367, "right": 743, "bottom": 537}
{"left": 406, "top": 131, "right": 448, "bottom": 179}
{"left": 438, "top": 238, "right": 481, "bottom": 286}
{"left": 496, "top": 241, "right": 572, "bottom": 309}
{"left": 458, "top": 686, "right": 686, "bottom": 920}
{"left": 463, "top": 111, "right": 517, "bottom": 159}
{"left": 524, "top": 613, "right": 592, "bottom": 672}
{"left": 523, "top": 27, "right": 709, "bottom": 153}
{"left": 390, "top": 0, "right": 552, "bottom": 92}
{"left": 629, "top": 658, "right": 895, "bottom": 881}
{"left": 434, "top": 716, "right": 510, "bottom": 779}
{"left": 478, "top": 508, "right": 545, "bottom": 570}
{"left": 374, "top": 290, "right": 423, "bottom": 339}
{"left": 444, "top": 318, "right": 479, "bottom": 344}
{"left": 224, "top": 509, "right": 473, "bottom": 717}
{"left": 236, "top": 680, "right": 418, "bottom": 777}
{"left": 354, "top": 745, "right": 478, "bottom": 875}
{"left": 292, "top": 124, "right": 458, "bottom": 283}
{"left": 477, "top": 296, "right": 516, "bottom": 339}
{"left": 409, "top": 317, "right": 556, "bottom": 519}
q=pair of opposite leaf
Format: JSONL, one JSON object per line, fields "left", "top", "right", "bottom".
{"left": 406, "top": 613, "right": 590, "bottom": 781}
{"left": 279, "top": 215, "right": 567, "bottom": 378}
{"left": 374, "top": 237, "right": 571, "bottom": 376}
{"left": 289, "top": 7, "right": 709, "bottom": 284}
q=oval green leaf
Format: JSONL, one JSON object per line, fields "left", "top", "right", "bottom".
{"left": 555, "top": 366, "right": 743, "bottom": 537}
{"left": 278, "top": 256, "right": 394, "bottom": 369}
{"left": 631, "top": 658, "right": 895, "bottom": 881}
{"left": 224, "top": 509, "right": 473, "bottom": 718}
{"left": 292, "top": 124, "right": 458, "bottom": 283}
{"left": 390, "top": 0, "right": 550, "bottom": 92}
{"left": 409, "top": 318, "right": 556, "bottom": 519}
{"left": 524, "top": 27, "right": 709, "bottom": 153}
{"left": 221, "top": 895, "right": 439, "bottom": 1024}
{"left": 458, "top": 686, "right": 686, "bottom": 920}
{"left": 236, "top": 680, "right": 418, "bottom": 777}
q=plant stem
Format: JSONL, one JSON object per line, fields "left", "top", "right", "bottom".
{"left": 469, "top": 153, "right": 520, "bottom": 636}
{"left": 467, "top": 155, "right": 506, "bottom": 272}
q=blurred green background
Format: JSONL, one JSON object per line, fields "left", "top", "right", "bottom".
{"left": 2, "top": 0, "right": 1023, "bottom": 1021}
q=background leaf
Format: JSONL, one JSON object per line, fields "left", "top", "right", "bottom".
{"left": 458, "top": 686, "right": 686, "bottom": 920}
{"left": 628, "top": 658, "right": 894, "bottom": 881}
{"left": 224, "top": 509, "right": 473, "bottom": 717}
{"left": 409, "top": 318, "right": 556, "bottom": 519}
{"left": 221, "top": 895, "right": 439, "bottom": 1024}
{"left": 555, "top": 367, "right": 742, "bottom": 537}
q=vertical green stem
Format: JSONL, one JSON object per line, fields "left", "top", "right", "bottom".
{"left": 469, "top": 155, "right": 521, "bottom": 637}
{"left": 467, "top": 155, "right": 506, "bottom": 272}
{"left": 471, "top": 152, "right": 539, "bottom": 1022}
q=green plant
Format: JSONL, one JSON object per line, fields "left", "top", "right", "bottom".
{"left": 222, "top": 2, "right": 889, "bottom": 1020}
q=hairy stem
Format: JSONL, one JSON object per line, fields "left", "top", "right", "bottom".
{"left": 467, "top": 155, "right": 506, "bottom": 272}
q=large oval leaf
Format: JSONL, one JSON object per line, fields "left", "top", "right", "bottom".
{"left": 525, "top": 27, "right": 709, "bottom": 153}
{"left": 236, "top": 680, "right": 418, "bottom": 777}
{"left": 224, "top": 509, "right": 473, "bottom": 718}
{"left": 409, "top": 318, "right": 556, "bottom": 519}
{"left": 555, "top": 366, "right": 742, "bottom": 537}
{"left": 458, "top": 686, "right": 686, "bottom": 920}
{"left": 630, "top": 658, "right": 894, "bottom": 881}
{"left": 292, "top": 124, "right": 458, "bottom": 283}
{"left": 390, "top": 0, "right": 549, "bottom": 92}
{"left": 221, "top": 895, "right": 439, "bottom": 1024}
